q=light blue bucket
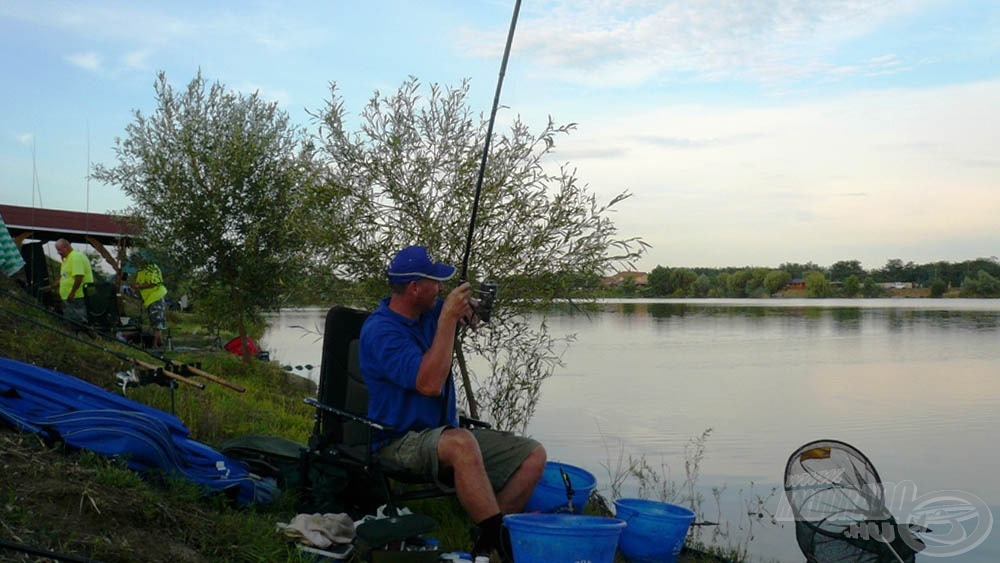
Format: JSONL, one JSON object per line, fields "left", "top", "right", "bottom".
{"left": 524, "top": 461, "right": 596, "bottom": 514}
{"left": 503, "top": 513, "right": 626, "bottom": 563}
{"left": 614, "top": 498, "right": 695, "bottom": 563}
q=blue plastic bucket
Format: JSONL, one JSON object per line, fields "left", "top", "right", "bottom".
{"left": 503, "top": 513, "right": 626, "bottom": 563}
{"left": 614, "top": 498, "right": 695, "bottom": 563}
{"left": 524, "top": 461, "right": 596, "bottom": 513}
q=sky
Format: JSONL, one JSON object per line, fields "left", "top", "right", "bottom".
{"left": 1, "top": 0, "right": 998, "bottom": 272}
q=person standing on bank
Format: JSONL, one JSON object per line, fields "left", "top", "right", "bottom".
{"left": 55, "top": 238, "right": 94, "bottom": 325}
{"left": 130, "top": 252, "right": 168, "bottom": 348}
{"left": 359, "top": 245, "right": 546, "bottom": 559}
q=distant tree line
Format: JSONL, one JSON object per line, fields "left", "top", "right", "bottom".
{"left": 626, "top": 257, "right": 1000, "bottom": 298}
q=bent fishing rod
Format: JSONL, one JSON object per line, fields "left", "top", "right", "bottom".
{"left": 0, "top": 304, "right": 204, "bottom": 390}
{"left": 1, "top": 288, "right": 244, "bottom": 392}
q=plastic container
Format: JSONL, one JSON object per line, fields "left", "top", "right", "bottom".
{"left": 503, "top": 513, "right": 625, "bottom": 563}
{"left": 523, "top": 461, "right": 596, "bottom": 514}
{"left": 614, "top": 498, "right": 695, "bottom": 563}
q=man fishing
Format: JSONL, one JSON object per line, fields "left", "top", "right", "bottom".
{"left": 55, "top": 238, "right": 93, "bottom": 325}
{"left": 359, "top": 245, "right": 546, "bottom": 560}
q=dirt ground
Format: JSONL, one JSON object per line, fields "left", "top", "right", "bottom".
{"left": 0, "top": 429, "right": 224, "bottom": 563}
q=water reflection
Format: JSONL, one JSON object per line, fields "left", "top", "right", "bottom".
{"left": 551, "top": 300, "right": 1000, "bottom": 333}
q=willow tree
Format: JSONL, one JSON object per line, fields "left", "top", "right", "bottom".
{"left": 303, "top": 77, "right": 647, "bottom": 432}
{"left": 93, "top": 71, "right": 316, "bottom": 362}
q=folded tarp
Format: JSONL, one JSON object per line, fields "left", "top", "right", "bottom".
{"left": 0, "top": 357, "right": 275, "bottom": 505}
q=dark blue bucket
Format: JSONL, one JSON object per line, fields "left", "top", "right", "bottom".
{"left": 614, "top": 498, "right": 695, "bottom": 563}
{"left": 524, "top": 461, "right": 596, "bottom": 513}
{"left": 503, "top": 513, "right": 626, "bottom": 563}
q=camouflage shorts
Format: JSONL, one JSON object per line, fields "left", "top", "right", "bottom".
{"left": 147, "top": 299, "right": 167, "bottom": 331}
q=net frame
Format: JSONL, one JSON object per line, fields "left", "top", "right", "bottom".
{"left": 783, "top": 439, "right": 924, "bottom": 563}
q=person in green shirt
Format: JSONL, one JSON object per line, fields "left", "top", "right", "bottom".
{"left": 129, "top": 252, "right": 168, "bottom": 348}
{"left": 55, "top": 238, "right": 94, "bottom": 325}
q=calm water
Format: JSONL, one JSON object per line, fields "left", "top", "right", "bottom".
{"left": 263, "top": 299, "right": 1000, "bottom": 562}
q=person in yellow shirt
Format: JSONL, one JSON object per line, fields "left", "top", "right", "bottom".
{"left": 55, "top": 238, "right": 94, "bottom": 325}
{"left": 129, "top": 252, "right": 169, "bottom": 348}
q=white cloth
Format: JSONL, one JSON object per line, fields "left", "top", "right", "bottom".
{"left": 277, "top": 512, "right": 356, "bottom": 548}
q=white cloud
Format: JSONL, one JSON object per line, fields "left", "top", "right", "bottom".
{"left": 122, "top": 49, "right": 152, "bottom": 71}
{"left": 65, "top": 51, "right": 102, "bottom": 72}
{"left": 462, "top": 0, "right": 933, "bottom": 87}
{"left": 16, "top": 133, "right": 34, "bottom": 146}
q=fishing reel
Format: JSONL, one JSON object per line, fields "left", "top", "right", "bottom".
{"left": 471, "top": 280, "right": 498, "bottom": 323}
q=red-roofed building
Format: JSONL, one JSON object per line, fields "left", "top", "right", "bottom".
{"left": 1, "top": 203, "right": 140, "bottom": 275}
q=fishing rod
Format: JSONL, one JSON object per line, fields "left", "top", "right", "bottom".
{"left": 0, "top": 538, "right": 103, "bottom": 563}
{"left": 459, "top": 0, "right": 522, "bottom": 287}
{"left": 452, "top": 0, "right": 522, "bottom": 420}
{"left": 0, "top": 288, "right": 243, "bottom": 392}
{"left": 0, "top": 304, "right": 204, "bottom": 391}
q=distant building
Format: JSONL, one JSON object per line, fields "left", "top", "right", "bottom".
{"left": 785, "top": 278, "right": 806, "bottom": 290}
{"left": 879, "top": 282, "right": 914, "bottom": 290}
{"left": 602, "top": 271, "right": 648, "bottom": 287}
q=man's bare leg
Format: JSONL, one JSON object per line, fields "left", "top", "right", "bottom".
{"left": 438, "top": 428, "right": 500, "bottom": 522}
{"left": 496, "top": 445, "right": 546, "bottom": 514}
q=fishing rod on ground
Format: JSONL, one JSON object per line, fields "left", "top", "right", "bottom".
{"left": 0, "top": 538, "right": 104, "bottom": 563}
{"left": 452, "top": 0, "right": 521, "bottom": 420}
{"left": 0, "top": 288, "right": 244, "bottom": 393}
{"left": 0, "top": 304, "right": 205, "bottom": 397}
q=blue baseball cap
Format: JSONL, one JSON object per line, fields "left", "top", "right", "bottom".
{"left": 386, "top": 245, "right": 456, "bottom": 283}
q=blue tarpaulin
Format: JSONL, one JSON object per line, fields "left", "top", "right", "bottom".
{"left": 0, "top": 357, "right": 274, "bottom": 505}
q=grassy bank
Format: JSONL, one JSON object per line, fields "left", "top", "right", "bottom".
{"left": 0, "top": 280, "right": 324, "bottom": 562}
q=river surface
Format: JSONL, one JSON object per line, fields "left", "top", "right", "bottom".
{"left": 263, "top": 298, "right": 1000, "bottom": 562}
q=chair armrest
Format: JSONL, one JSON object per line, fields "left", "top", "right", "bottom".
{"left": 459, "top": 415, "right": 492, "bottom": 429}
{"left": 303, "top": 397, "right": 394, "bottom": 432}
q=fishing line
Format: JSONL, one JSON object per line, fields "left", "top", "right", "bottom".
{"left": 460, "top": 0, "right": 522, "bottom": 281}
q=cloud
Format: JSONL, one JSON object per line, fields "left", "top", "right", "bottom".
{"left": 634, "top": 133, "right": 765, "bottom": 149}
{"left": 122, "top": 49, "right": 152, "bottom": 71}
{"left": 16, "top": 133, "right": 34, "bottom": 146}
{"left": 65, "top": 51, "right": 102, "bottom": 72}
{"left": 462, "top": 0, "right": 930, "bottom": 88}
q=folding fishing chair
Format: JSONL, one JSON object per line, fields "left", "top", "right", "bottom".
{"left": 18, "top": 242, "right": 54, "bottom": 304}
{"left": 82, "top": 280, "right": 143, "bottom": 342}
{"left": 300, "top": 305, "right": 489, "bottom": 517}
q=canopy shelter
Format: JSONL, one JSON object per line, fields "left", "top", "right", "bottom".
{"left": 0, "top": 203, "right": 140, "bottom": 277}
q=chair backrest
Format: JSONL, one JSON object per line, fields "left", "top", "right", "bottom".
{"left": 19, "top": 242, "right": 49, "bottom": 298}
{"left": 316, "top": 306, "right": 370, "bottom": 445}
{"left": 343, "top": 340, "right": 370, "bottom": 447}
{"left": 83, "top": 281, "right": 121, "bottom": 329}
